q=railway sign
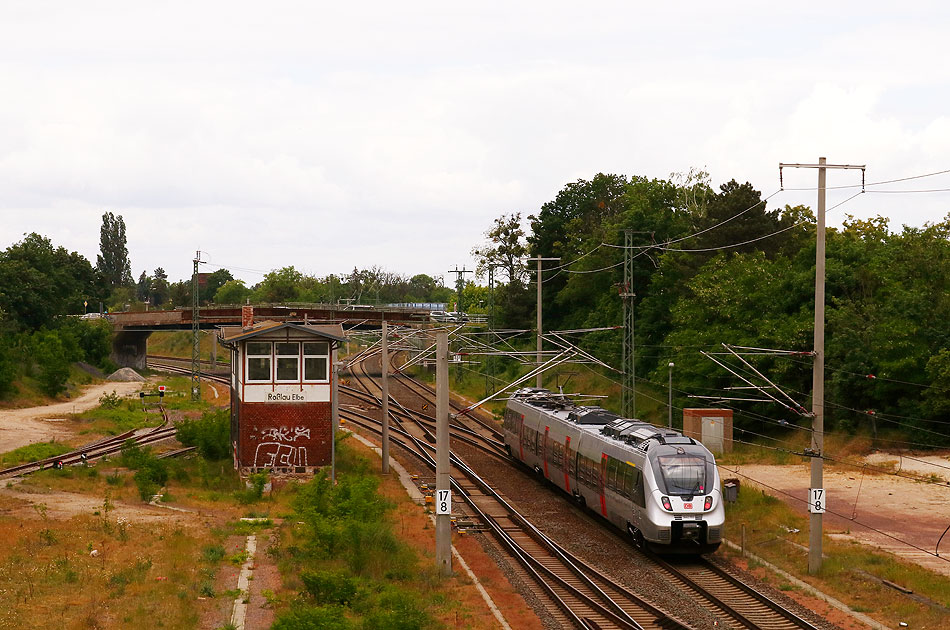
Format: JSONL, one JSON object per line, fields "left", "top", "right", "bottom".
{"left": 809, "top": 488, "right": 826, "bottom": 514}
{"left": 435, "top": 489, "right": 451, "bottom": 515}
{"left": 158, "top": 386, "right": 166, "bottom": 392}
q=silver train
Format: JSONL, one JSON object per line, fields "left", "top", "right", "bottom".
{"left": 503, "top": 388, "right": 724, "bottom": 554}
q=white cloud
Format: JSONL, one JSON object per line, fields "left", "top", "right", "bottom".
{"left": 1, "top": 2, "right": 949, "bottom": 282}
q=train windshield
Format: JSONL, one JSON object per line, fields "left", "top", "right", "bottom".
{"left": 653, "top": 453, "right": 709, "bottom": 496}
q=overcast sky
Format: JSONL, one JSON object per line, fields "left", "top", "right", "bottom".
{"left": 2, "top": 2, "right": 949, "bottom": 287}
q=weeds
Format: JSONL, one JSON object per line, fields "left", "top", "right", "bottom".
{"left": 270, "top": 445, "right": 436, "bottom": 630}
{"left": 98, "top": 390, "right": 123, "bottom": 409}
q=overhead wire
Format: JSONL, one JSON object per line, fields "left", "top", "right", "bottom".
{"left": 781, "top": 167, "right": 950, "bottom": 191}
{"left": 717, "top": 465, "right": 950, "bottom": 563}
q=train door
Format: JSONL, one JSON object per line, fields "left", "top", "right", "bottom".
{"left": 518, "top": 416, "right": 525, "bottom": 461}
{"left": 630, "top": 465, "right": 644, "bottom": 531}
{"left": 563, "top": 436, "right": 572, "bottom": 494}
{"left": 599, "top": 453, "right": 608, "bottom": 517}
{"left": 543, "top": 426, "right": 550, "bottom": 479}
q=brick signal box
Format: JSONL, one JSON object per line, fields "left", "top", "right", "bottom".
{"left": 219, "top": 320, "right": 346, "bottom": 475}
{"left": 682, "top": 408, "right": 734, "bottom": 454}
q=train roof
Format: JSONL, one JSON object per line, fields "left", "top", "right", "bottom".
{"left": 510, "top": 387, "right": 700, "bottom": 452}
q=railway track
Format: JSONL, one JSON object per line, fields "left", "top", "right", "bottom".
{"left": 0, "top": 403, "right": 181, "bottom": 479}
{"left": 345, "top": 355, "right": 691, "bottom": 630}
{"left": 146, "top": 351, "right": 825, "bottom": 630}
{"left": 344, "top": 352, "right": 825, "bottom": 630}
{"left": 0, "top": 355, "right": 234, "bottom": 479}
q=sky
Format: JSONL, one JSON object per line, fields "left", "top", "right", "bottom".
{"left": 2, "top": 2, "right": 949, "bottom": 288}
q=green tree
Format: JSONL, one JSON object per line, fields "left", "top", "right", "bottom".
{"left": 0, "top": 233, "right": 104, "bottom": 330}
{"left": 254, "top": 267, "right": 303, "bottom": 303}
{"left": 32, "top": 330, "right": 75, "bottom": 396}
{"left": 214, "top": 279, "right": 251, "bottom": 305}
{"left": 136, "top": 270, "right": 151, "bottom": 302}
{"left": 96, "top": 212, "right": 133, "bottom": 289}
{"left": 150, "top": 267, "right": 170, "bottom": 307}
{"left": 201, "top": 268, "right": 233, "bottom": 303}
{"left": 472, "top": 212, "right": 528, "bottom": 286}
{"left": 923, "top": 349, "right": 950, "bottom": 420}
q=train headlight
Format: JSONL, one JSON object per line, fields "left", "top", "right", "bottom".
{"left": 661, "top": 496, "right": 672, "bottom": 511}
{"left": 704, "top": 495, "right": 713, "bottom": 510}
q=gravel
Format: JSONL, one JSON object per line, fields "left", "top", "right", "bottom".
{"left": 349, "top": 374, "right": 844, "bottom": 630}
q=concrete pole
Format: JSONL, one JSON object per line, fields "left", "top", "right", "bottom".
{"left": 809, "top": 157, "right": 827, "bottom": 575}
{"left": 436, "top": 331, "right": 452, "bottom": 576}
{"left": 527, "top": 256, "right": 559, "bottom": 389}
{"left": 381, "top": 321, "right": 390, "bottom": 475}
{"left": 536, "top": 258, "right": 542, "bottom": 388}
{"left": 331, "top": 350, "right": 339, "bottom": 484}
{"left": 668, "top": 362, "right": 674, "bottom": 428}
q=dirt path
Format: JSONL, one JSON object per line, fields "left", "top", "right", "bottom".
{"left": 724, "top": 459, "right": 950, "bottom": 577}
{"left": 0, "top": 381, "right": 144, "bottom": 453}
{"left": 0, "top": 479, "right": 200, "bottom": 526}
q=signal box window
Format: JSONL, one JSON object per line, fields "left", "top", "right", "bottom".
{"left": 276, "top": 342, "right": 300, "bottom": 382}
{"left": 303, "top": 341, "right": 329, "bottom": 382}
{"left": 246, "top": 342, "right": 272, "bottom": 382}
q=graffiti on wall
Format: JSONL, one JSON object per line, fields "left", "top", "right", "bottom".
{"left": 254, "top": 442, "right": 308, "bottom": 468}
{"left": 260, "top": 426, "right": 311, "bottom": 442}
{"left": 254, "top": 425, "right": 311, "bottom": 468}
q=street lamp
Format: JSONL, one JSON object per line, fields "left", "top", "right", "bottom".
{"left": 668, "top": 362, "right": 675, "bottom": 428}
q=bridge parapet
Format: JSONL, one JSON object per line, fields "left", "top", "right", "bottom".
{"left": 110, "top": 305, "right": 429, "bottom": 330}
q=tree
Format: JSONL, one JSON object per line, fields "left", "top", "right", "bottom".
{"left": 0, "top": 233, "right": 104, "bottom": 330}
{"left": 32, "top": 330, "right": 77, "bottom": 397}
{"left": 201, "top": 268, "right": 233, "bottom": 303}
{"left": 96, "top": 212, "right": 133, "bottom": 289}
{"left": 472, "top": 213, "right": 528, "bottom": 286}
{"left": 150, "top": 267, "right": 170, "bottom": 306}
{"left": 136, "top": 271, "right": 151, "bottom": 302}
{"left": 214, "top": 279, "right": 251, "bottom": 305}
{"left": 254, "top": 267, "right": 303, "bottom": 303}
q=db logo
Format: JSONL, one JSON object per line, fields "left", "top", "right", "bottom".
{"left": 684, "top": 503, "right": 693, "bottom": 509}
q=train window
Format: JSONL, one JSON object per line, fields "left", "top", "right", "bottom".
{"left": 579, "top": 456, "right": 596, "bottom": 487}
{"left": 632, "top": 469, "right": 645, "bottom": 507}
{"left": 567, "top": 446, "right": 576, "bottom": 475}
{"left": 655, "top": 454, "right": 708, "bottom": 495}
{"left": 606, "top": 458, "right": 619, "bottom": 491}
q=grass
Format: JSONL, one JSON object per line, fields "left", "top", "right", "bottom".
{"left": 269, "top": 441, "right": 470, "bottom": 630}
{"left": 0, "top": 505, "right": 222, "bottom": 629}
{"left": 722, "top": 485, "right": 950, "bottom": 628}
{"left": 148, "top": 330, "right": 230, "bottom": 365}
{"left": 0, "top": 363, "right": 98, "bottom": 410}
{"left": 0, "top": 440, "right": 73, "bottom": 466}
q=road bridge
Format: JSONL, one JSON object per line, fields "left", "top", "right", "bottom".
{"left": 109, "top": 305, "right": 428, "bottom": 368}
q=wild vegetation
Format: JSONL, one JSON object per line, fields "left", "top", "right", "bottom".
{"left": 466, "top": 172, "right": 950, "bottom": 445}
{"left": 270, "top": 441, "right": 446, "bottom": 630}
{"left": 2, "top": 175, "right": 948, "bottom": 445}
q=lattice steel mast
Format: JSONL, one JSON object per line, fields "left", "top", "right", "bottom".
{"left": 620, "top": 230, "right": 635, "bottom": 418}
{"left": 191, "top": 251, "right": 201, "bottom": 401}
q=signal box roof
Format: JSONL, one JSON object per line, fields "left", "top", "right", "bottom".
{"left": 218, "top": 320, "right": 347, "bottom": 345}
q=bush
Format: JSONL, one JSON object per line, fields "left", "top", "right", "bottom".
{"left": 99, "top": 390, "right": 123, "bottom": 409}
{"left": 272, "top": 605, "right": 354, "bottom": 630}
{"left": 0, "top": 332, "right": 20, "bottom": 398}
{"left": 301, "top": 570, "right": 361, "bottom": 606}
{"left": 120, "top": 441, "right": 169, "bottom": 501}
{"left": 176, "top": 409, "right": 231, "bottom": 460}
{"left": 32, "top": 330, "right": 72, "bottom": 396}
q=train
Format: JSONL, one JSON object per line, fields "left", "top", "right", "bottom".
{"left": 503, "top": 388, "right": 724, "bottom": 554}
